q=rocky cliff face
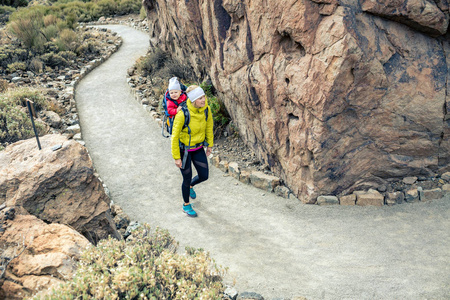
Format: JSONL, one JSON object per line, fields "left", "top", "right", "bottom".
{"left": 143, "top": 0, "right": 449, "bottom": 202}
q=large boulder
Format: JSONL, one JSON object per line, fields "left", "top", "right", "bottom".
{"left": 0, "top": 134, "right": 121, "bottom": 243}
{"left": 0, "top": 214, "right": 90, "bottom": 300}
{"left": 144, "top": 0, "right": 450, "bottom": 202}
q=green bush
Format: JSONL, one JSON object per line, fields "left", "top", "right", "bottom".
{"left": 6, "top": 61, "right": 27, "bottom": 73}
{"left": 43, "top": 14, "right": 59, "bottom": 27}
{"left": 92, "top": 0, "right": 117, "bottom": 17}
{"left": 31, "top": 225, "right": 225, "bottom": 299}
{"left": 42, "top": 41, "right": 59, "bottom": 53}
{"left": 59, "top": 50, "right": 76, "bottom": 61}
{"left": 39, "top": 52, "right": 69, "bottom": 68}
{"left": 0, "top": 46, "right": 28, "bottom": 69}
{"left": 5, "top": 87, "right": 49, "bottom": 110}
{"left": 29, "top": 57, "right": 44, "bottom": 73}
{"left": 0, "top": 5, "right": 16, "bottom": 14}
{"left": 55, "top": 28, "right": 78, "bottom": 51}
{"left": 8, "top": 9, "right": 46, "bottom": 51}
{"left": 0, "top": 79, "right": 9, "bottom": 93}
{"left": 139, "top": 5, "right": 146, "bottom": 20}
{"left": 200, "top": 82, "right": 230, "bottom": 131}
{"left": 0, "top": 88, "right": 47, "bottom": 145}
{"left": 75, "top": 39, "right": 100, "bottom": 55}
{"left": 41, "top": 24, "right": 59, "bottom": 41}
{"left": 137, "top": 48, "right": 167, "bottom": 76}
{"left": 118, "top": 0, "right": 141, "bottom": 15}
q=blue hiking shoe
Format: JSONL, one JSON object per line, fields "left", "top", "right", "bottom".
{"left": 190, "top": 187, "right": 197, "bottom": 199}
{"left": 183, "top": 204, "right": 197, "bottom": 217}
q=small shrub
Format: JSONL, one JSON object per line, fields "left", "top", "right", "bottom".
{"left": 46, "top": 99, "right": 65, "bottom": 115}
{"left": 0, "top": 5, "right": 16, "bottom": 14}
{"left": 55, "top": 28, "right": 77, "bottom": 51}
{"left": 65, "top": 12, "right": 78, "bottom": 30}
{"left": 8, "top": 9, "right": 46, "bottom": 51}
{"left": 41, "top": 24, "right": 59, "bottom": 41}
{"left": 75, "top": 39, "right": 100, "bottom": 55}
{"left": 59, "top": 50, "right": 76, "bottom": 61}
{"left": 200, "top": 82, "right": 230, "bottom": 134}
{"left": 6, "top": 61, "right": 26, "bottom": 73}
{"left": 42, "top": 41, "right": 59, "bottom": 53}
{"left": 0, "top": 5, "right": 15, "bottom": 23}
{"left": 139, "top": 5, "right": 146, "bottom": 20}
{"left": 0, "top": 79, "right": 9, "bottom": 93}
{"left": 117, "top": 0, "right": 141, "bottom": 15}
{"left": 136, "top": 48, "right": 167, "bottom": 76}
{"left": 29, "top": 57, "right": 44, "bottom": 73}
{"left": 0, "top": 87, "right": 47, "bottom": 145}
{"left": 92, "top": 0, "right": 118, "bottom": 17}
{"left": 39, "top": 52, "right": 68, "bottom": 68}
{"left": 43, "top": 14, "right": 59, "bottom": 27}
{"left": 31, "top": 225, "right": 225, "bottom": 299}
{"left": 5, "top": 87, "right": 48, "bottom": 111}
{"left": 0, "top": 46, "right": 28, "bottom": 69}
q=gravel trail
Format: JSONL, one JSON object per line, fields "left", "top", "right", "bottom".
{"left": 75, "top": 25, "right": 450, "bottom": 300}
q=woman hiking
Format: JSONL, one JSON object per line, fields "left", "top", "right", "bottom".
{"left": 171, "top": 85, "right": 214, "bottom": 217}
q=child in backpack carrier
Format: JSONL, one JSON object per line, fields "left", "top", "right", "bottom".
{"left": 162, "top": 77, "right": 187, "bottom": 136}
{"left": 166, "top": 77, "right": 187, "bottom": 117}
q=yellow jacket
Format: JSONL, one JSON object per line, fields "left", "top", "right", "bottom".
{"left": 171, "top": 97, "right": 214, "bottom": 160}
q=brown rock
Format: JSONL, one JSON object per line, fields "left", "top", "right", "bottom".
{"left": 355, "top": 190, "right": 385, "bottom": 206}
{"left": 274, "top": 185, "right": 291, "bottom": 198}
{"left": 0, "top": 214, "right": 90, "bottom": 299}
{"left": 239, "top": 170, "right": 251, "bottom": 184}
{"left": 228, "top": 162, "right": 240, "bottom": 180}
{"left": 443, "top": 184, "right": 450, "bottom": 192}
{"left": 403, "top": 176, "right": 418, "bottom": 185}
{"left": 250, "top": 171, "right": 280, "bottom": 192}
{"left": 219, "top": 160, "right": 230, "bottom": 173}
{"left": 386, "top": 191, "right": 405, "bottom": 205}
{"left": 0, "top": 134, "right": 121, "bottom": 244}
{"left": 144, "top": 0, "right": 449, "bottom": 203}
{"left": 339, "top": 194, "right": 356, "bottom": 206}
{"left": 317, "top": 195, "right": 339, "bottom": 205}
{"left": 211, "top": 155, "right": 221, "bottom": 168}
{"left": 405, "top": 188, "right": 420, "bottom": 202}
{"left": 421, "top": 188, "right": 444, "bottom": 202}
{"left": 441, "top": 172, "right": 450, "bottom": 182}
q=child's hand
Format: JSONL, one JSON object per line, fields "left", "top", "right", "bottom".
{"left": 177, "top": 107, "right": 181, "bottom": 112}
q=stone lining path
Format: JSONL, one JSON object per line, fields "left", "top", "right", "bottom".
{"left": 75, "top": 25, "right": 450, "bottom": 300}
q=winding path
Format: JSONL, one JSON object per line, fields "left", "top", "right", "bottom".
{"left": 75, "top": 25, "right": 450, "bottom": 300}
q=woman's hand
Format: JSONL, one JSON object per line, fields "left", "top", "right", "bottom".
{"left": 206, "top": 147, "right": 212, "bottom": 157}
{"left": 175, "top": 159, "right": 182, "bottom": 168}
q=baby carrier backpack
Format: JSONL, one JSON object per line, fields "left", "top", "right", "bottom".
{"left": 161, "top": 84, "right": 187, "bottom": 138}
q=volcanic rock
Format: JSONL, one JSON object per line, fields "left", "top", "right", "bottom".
{"left": 0, "top": 134, "right": 121, "bottom": 244}
{"left": 0, "top": 214, "right": 90, "bottom": 300}
{"left": 143, "top": 0, "right": 450, "bottom": 203}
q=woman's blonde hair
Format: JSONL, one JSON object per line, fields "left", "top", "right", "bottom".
{"left": 186, "top": 85, "right": 199, "bottom": 93}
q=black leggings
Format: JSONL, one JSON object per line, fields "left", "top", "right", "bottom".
{"left": 180, "top": 147, "right": 209, "bottom": 203}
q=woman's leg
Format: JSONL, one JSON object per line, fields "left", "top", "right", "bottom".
{"left": 190, "top": 148, "right": 209, "bottom": 187}
{"left": 179, "top": 150, "right": 192, "bottom": 204}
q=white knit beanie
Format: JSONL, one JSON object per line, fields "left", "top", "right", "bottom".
{"left": 187, "top": 87, "right": 205, "bottom": 102}
{"left": 168, "top": 77, "right": 181, "bottom": 91}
